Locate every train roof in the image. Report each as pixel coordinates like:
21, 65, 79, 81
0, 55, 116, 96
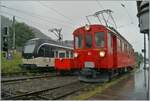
30, 38, 40, 40
73, 24, 133, 48
106, 26, 133, 48
37, 42, 73, 50
27, 38, 73, 50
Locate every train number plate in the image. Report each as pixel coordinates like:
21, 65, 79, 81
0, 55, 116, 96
84, 62, 94, 68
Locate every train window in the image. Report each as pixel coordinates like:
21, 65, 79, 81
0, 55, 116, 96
66, 51, 69, 58
75, 35, 82, 48
95, 32, 105, 47
49, 51, 54, 57
38, 45, 54, 57
129, 47, 131, 55
124, 44, 127, 52
25, 40, 36, 45
71, 52, 73, 58
120, 40, 122, 52
122, 42, 124, 52
45, 46, 49, 57
127, 45, 129, 53
24, 44, 35, 53
117, 38, 120, 51
108, 32, 112, 51
45, 46, 54, 57
59, 52, 66, 58
55, 51, 58, 58
38, 47, 45, 57
117, 38, 123, 52
86, 33, 92, 48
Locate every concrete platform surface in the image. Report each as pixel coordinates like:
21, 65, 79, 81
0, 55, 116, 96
88, 69, 148, 100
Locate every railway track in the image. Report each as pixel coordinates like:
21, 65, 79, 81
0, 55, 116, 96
1, 72, 58, 83
2, 70, 54, 77
2, 80, 88, 100
37, 81, 89, 100
2, 71, 28, 76
2, 69, 135, 100
1, 75, 81, 100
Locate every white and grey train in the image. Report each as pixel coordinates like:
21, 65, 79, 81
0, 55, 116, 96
22, 38, 73, 68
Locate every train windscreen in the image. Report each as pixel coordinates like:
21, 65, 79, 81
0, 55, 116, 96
75, 35, 82, 48
24, 44, 35, 53
95, 32, 105, 47
24, 40, 36, 53
85, 33, 92, 48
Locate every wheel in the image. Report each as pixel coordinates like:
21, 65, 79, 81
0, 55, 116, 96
108, 70, 113, 81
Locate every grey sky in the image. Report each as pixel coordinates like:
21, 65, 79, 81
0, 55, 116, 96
0, 1, 146, 53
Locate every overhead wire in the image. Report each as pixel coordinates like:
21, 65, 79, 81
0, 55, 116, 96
85, 0, 104, 25
1, 11, 50, 29
95, 0, 135, 46
0, 11, 59, 39
0, 4, 75, 40
95, 0, 105, 10
0, 4, 74, 28
95, 0, 118, 29
37, 1, 75, 25
120, 1, 134, 24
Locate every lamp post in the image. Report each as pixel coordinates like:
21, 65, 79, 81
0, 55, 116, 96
13, 16, 16, 51
137, 1, 149, 100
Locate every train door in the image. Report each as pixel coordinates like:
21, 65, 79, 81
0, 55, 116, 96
37, 45, 55, 67
49, 49, 55, 67
70, 51, 73, 58
112, 34, 117, 67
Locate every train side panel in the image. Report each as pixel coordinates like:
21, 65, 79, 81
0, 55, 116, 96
55, 58, 74, 71
22, 57, 55, 67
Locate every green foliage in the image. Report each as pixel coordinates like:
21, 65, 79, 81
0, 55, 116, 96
9, 22, 35, 48
134, 52, 143, 67
1, 51, 22, 73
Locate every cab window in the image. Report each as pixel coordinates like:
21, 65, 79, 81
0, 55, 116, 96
95, 32, 105, 47
75, 35, 82, 48
85, 33, 92, 48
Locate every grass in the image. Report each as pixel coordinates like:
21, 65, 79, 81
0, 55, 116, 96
1, 51, 23, 73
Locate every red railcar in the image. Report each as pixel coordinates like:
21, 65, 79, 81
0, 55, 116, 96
55, 49, 76, 74
73, 24, 135, 82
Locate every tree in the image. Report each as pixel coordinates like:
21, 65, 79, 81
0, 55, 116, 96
9, 22, 35, 48
134, 52, 144, 67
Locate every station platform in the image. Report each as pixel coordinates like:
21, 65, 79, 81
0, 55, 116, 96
88, 69, 148, 100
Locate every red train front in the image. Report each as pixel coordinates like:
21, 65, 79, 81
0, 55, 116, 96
73, 24, 135, 82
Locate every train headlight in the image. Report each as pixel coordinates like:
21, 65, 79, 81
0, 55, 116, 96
74, 52, 78, 58
99, 51, 105, 57
85, 24, 90, 31
60, 58, 63, 61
